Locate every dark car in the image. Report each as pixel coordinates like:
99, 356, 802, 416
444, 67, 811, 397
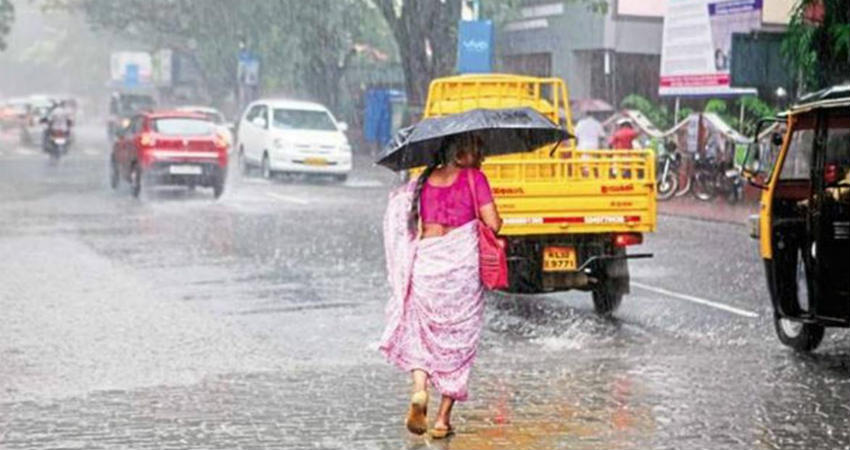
110, 111, 229, 199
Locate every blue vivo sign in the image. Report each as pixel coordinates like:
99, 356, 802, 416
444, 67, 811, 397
457, 20, 493, 74
124, 64, 139, 88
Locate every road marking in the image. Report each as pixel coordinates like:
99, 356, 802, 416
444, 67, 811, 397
15, 148, 35, 156
631, 281, 760, 319
265, 192, 310, 205
84, 148, 100, 156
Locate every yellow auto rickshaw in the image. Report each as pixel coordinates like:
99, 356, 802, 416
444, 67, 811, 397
744, 85, 850, 351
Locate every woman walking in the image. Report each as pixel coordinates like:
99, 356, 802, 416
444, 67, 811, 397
379, 135, 501, 438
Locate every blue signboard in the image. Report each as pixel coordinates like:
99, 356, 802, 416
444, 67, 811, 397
457, 20, 493, 74
124, 63, 139, 88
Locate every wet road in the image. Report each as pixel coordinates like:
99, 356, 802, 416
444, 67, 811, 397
2, 124, 850, 450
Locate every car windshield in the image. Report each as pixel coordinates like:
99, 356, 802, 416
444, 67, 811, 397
272, 108, 337, 131
153, 118, 214, 136
121, 96, 155, 113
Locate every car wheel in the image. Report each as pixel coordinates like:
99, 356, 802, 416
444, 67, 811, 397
261, 153, 271, 179
774, 248, 825, 352
333, 174, 348, 183
109, 157, 120, 189
212, 173, 225, 199
130, 163, 142, 198
238, 147, 249, 176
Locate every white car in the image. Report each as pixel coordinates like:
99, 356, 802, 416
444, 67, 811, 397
236, 99, 352, 181
176, 106, 234, 153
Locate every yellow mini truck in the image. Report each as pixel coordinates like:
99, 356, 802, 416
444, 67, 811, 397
744, 86, 850, 351
425, 74, 656, 315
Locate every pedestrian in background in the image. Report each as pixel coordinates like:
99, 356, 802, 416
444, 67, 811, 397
379, 134, 501, 439
575, 112, 605, 150
609, 118, 639, 150
575, 111, 604, 150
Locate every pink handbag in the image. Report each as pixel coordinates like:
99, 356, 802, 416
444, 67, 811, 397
468, 170, 508, 290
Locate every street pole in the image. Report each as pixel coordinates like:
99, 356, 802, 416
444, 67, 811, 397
674, 96, 681, 124
739, 101, 745, 130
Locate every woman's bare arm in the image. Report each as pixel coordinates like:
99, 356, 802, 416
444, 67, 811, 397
479, 202, 502, 233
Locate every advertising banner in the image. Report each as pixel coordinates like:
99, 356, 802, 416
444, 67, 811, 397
457, 20, 493, 74
659, 0, 761, 96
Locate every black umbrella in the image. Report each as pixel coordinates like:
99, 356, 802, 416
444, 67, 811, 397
376, 107, 572, 171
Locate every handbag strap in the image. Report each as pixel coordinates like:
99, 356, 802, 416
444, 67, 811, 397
466, 169, 481, 219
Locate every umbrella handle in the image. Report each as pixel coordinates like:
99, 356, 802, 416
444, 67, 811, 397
548, 139, 563, 157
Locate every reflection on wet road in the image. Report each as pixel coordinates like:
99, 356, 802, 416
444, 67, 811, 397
1, 127, 849, 449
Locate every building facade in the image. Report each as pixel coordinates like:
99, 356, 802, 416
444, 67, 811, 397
498, 0, 665, 105
496, 0, 795, 105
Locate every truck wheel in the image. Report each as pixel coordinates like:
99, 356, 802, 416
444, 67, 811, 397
592, 247, 628, 316
592, 284, 623, 316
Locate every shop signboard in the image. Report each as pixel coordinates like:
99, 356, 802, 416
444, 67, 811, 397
110, 52, 153, 85
457, 20, 493, 74
659, 0, 761, 96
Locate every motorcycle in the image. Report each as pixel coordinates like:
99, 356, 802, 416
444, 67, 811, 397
42, 118, 72, 161
692, 154, 744, 204
656, 142, 682, 201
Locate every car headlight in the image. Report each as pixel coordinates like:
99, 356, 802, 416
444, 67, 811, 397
339, 143, 352, 154
273, 138, 287, 150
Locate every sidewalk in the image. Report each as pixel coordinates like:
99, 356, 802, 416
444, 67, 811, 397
658, 196, 758, 225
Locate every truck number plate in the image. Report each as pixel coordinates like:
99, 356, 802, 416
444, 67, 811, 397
543, 246, 577, 272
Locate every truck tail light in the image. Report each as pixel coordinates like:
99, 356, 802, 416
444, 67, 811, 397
614, 233, 643, 247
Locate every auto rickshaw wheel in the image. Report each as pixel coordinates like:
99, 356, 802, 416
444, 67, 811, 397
773, 247, 824, 351
774, 314, 824, 352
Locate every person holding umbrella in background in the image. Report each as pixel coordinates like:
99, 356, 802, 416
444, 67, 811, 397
376, 107, 568, 439
609, 118, 639, 150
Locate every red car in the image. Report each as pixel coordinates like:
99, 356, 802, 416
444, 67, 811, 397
110, 111, 229, 198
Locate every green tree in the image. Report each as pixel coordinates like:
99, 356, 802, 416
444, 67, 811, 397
373, 0, 604, 116
0, 0, 13, 51
783, 0, 850, 91
71, 0, 391, 113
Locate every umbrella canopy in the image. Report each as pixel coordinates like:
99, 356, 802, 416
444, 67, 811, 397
376, 107, 570, 171
572, 98, 614, 114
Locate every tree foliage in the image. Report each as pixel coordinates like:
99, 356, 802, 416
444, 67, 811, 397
0, 0, 14, 51
620, 94, 691, 130
703, 96, 777, 134
783, 0, 850, 91
71, 0, 392, 114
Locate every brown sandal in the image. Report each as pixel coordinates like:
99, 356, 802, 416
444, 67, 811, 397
429, 424, 454, 439
405, 391, 428, 435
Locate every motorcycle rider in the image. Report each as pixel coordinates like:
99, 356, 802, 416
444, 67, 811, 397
42, 100, 74, 156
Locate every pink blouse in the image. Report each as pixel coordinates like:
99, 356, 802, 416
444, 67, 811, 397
420, 168, 494, 227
